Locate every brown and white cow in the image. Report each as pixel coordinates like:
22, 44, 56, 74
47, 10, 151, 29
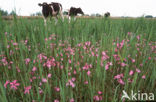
38, 2, 64, 25
68, 7, 84, 22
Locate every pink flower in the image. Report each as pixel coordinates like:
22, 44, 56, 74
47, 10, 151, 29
25, 58, 30, 65
32, 66, 37, 72
73, 70, 76, 74
142, 75, 146, 79
98, 91, 102, 95
68, 59, 71, 64
87, 71, 91, 76
114, 74, 124, 79
101, 51, 109, 61
94, 95, 100, 101
84, 81, 88, 85
42, 78, 47, 83
4, 80, 10, 88
45, 38, 48, 41
70, 82, 75, 88
39, 88, 43, 94
54, 99, 59, 102
70, 98, 74, 102
129, 70, 134, 76
136, 68, 141, 73
47, 73, 52, 78
131, 59, 135, 63
137, 35, 140, 40
13, 42, 18, 46
10, 80, 20, 90
66, 80, 75, 88
93, 95, 102, 101
72, 77, 76, 82
54, 87, 60, 92
105, 64, 109, 70
121, 63, 127, 67
24, 86, 32, 94
118, 79, 125, 85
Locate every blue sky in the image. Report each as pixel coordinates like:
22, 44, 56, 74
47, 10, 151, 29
0, 0, 155, 17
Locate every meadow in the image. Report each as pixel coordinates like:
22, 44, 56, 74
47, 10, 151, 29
0, 15, 155, 102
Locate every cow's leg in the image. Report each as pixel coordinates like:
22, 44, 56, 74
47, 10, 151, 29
60, 12, 64, 22
74, 17, 76, 21
55, 16, 58, 25
68, 16, 71, 23
59, 5, 64, 22
44, 18, 47, 26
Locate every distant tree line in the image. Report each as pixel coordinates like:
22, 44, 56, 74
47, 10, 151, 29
0, 8, 17, 16
30, 12, 42, 16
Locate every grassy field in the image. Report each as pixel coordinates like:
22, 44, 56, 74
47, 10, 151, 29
0, 15, 156, 102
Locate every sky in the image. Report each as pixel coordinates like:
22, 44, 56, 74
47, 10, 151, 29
0, 0, 156, 17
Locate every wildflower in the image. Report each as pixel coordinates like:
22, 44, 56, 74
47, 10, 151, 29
39, 87, 43, 94
87, 71, 91, 76
54, 87, 60, 92
13, 42, 18, 46
73, 70, 76, 74
131, 59, 135, 63
121, 63, 127, 67
72, 77, 76, 82
136, 68, 141, 73
16, 66, 21, 72
114, 74, 124, 79
105, 62, 112, 70
84, 81, 88, 85
25, 58, 30, 65
93, 95, 102, 101
98, 91, 102, 95
105, 64, 109, 70
54, 99, 59, 102
68, 59, 71, 64
142, 75, 146, 79
137, 35, 140, 40
70, 98, 74, 102
24, 86, 32, 94
129, 70, 134, 76
42, 78, 47, 83
101, 51, 109, 61
4, 80, 10, 88
47, 73, 52, 78
32, 66, 37, 72
10, 80, 20, 90
66, 80, 75, 88
118, 79, 125, 85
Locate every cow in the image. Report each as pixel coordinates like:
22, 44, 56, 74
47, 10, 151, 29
104, 12, 110, 18
68, 7, 84, 22
38, 2, 64, 25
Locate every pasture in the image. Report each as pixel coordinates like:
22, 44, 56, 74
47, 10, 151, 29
0, 16, 156, 102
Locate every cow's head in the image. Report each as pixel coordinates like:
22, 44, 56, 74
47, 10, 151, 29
77, 8, 84, 15
38, 2, 49, 7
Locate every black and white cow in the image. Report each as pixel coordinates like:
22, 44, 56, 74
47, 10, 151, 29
104, 12, 110, 18
68, 7, 84, 22
38, 2, 64, 25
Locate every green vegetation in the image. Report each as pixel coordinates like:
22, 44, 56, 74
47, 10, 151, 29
0, 16, 155, 102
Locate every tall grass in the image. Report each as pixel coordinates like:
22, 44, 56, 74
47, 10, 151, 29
0, 16, 156, 102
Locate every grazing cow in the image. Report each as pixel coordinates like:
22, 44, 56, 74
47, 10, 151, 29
68, 7, 84, 22
104, 12, 110, 18
38, 2, 64, 25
